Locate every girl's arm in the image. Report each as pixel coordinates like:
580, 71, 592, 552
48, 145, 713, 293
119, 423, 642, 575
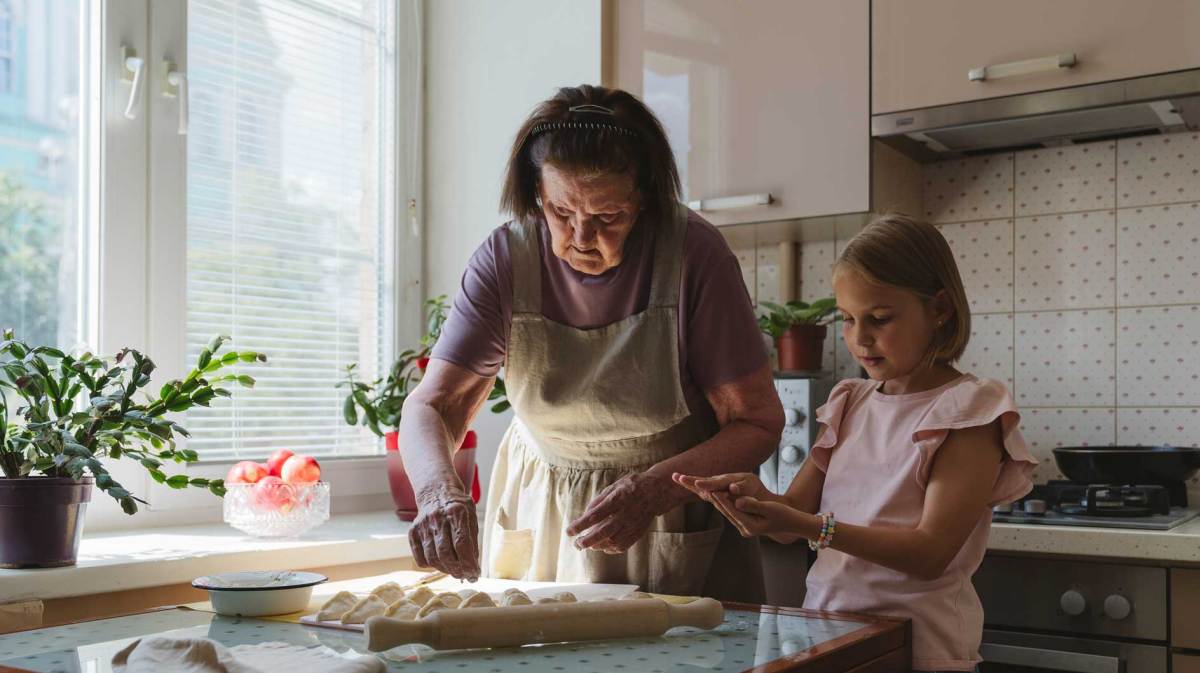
782, 421, 1004, 580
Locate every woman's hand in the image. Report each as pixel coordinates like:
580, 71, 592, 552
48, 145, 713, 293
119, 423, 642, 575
566, 472, 677, 554
673, 472, 813, 543
408, 483, 480, 581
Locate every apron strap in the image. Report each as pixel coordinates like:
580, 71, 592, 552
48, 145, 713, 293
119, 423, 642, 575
647, 204, 688, 309
507, 219, 542, 315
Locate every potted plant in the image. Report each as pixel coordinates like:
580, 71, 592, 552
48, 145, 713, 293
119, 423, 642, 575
340, 296, 508, 520
0, 332, 265, 568
757, 298, 839, 372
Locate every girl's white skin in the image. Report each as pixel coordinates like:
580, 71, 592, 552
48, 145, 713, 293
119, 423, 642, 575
674, 268, 1005, 581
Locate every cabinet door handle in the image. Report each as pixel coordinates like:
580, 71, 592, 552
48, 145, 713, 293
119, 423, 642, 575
687, 193, 773, 212
979, 643, 1121, 673
968, 53, 1077, 82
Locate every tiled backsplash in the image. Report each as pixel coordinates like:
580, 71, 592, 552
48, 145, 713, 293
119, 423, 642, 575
795, 129, 1200, 499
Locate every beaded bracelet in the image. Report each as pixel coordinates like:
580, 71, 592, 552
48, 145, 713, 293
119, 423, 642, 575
807, 512, 837, 551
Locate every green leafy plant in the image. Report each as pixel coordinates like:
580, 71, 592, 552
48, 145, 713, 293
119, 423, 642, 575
341, 295, 509, 437
0, 332, 266, 514
756, 298, 839, 339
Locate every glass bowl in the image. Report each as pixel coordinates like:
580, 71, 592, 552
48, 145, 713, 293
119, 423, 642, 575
223, 481, 330, 537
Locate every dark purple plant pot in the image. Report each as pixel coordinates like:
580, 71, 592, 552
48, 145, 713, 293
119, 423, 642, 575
0, 476, 93, 568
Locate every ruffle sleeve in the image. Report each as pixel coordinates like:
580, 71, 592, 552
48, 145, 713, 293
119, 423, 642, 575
810, 379, 868, 472
911, 377, 1037, 506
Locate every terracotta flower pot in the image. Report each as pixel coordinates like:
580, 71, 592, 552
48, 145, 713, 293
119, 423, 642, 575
775, 324, 828, 372
385, 431, 478, 521
0, 476, 93, 568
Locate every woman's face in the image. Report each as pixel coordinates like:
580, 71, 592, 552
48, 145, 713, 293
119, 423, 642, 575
538, 164, 642, 275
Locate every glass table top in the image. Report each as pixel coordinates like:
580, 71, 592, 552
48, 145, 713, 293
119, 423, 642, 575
0, 606, 869, 673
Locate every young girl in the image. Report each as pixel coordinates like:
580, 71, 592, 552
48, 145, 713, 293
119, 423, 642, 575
676, 215, 1036, 673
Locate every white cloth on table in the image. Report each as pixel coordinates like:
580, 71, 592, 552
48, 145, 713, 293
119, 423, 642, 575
112, 637, 384, 673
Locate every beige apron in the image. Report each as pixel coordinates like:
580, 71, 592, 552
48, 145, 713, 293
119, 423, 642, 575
481, 207, 764, 601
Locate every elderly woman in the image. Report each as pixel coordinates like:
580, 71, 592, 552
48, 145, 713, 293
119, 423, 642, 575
400, 85, 782, 601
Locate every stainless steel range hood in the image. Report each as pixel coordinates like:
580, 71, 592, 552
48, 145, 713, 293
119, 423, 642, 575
872, 68, 1200, 162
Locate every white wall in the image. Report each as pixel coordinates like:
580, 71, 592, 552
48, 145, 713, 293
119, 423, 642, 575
423, 0, 604, 496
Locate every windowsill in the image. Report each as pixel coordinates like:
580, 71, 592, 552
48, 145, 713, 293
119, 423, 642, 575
0, 510, 414, 603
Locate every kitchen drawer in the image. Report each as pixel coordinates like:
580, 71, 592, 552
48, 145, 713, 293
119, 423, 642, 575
872, 0, 1200, 114
1172, 568, 1200, 649
975, 556, 1167, 641
1176, 653, 1200, 673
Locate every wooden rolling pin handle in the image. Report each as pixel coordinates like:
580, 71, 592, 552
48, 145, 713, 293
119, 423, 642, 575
666, 597, 724, 630
364, 615, 433, 652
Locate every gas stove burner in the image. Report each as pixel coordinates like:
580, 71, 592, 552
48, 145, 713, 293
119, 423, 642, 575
1056, 484, 1171, 517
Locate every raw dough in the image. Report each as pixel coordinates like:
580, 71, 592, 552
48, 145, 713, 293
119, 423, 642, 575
621, 591, 652, 600
316, 591, 359, 622
370, 582, 405, 604
536, 597, 559, 604
416, 596, 456, 618
456, 589, 480, 601
501, 589, 532, 606
404, 586, 435, 606
554, 591, 578, 603
458, 592, 496, 609
431, 592, 462, 608
384, 600, 420, 620
342, 595, 389, 624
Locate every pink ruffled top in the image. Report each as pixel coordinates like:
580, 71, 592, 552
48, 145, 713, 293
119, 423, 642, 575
802, 374, 1036, 672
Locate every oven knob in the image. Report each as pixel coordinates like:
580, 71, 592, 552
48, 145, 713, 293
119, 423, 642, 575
1103, 594, 1131, 621
1059, 590, 1087, 616
780, 445, 805, 464
784, 408, 805, 426
1023, 499, 1047, 515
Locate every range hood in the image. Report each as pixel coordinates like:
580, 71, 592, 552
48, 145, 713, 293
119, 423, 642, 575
872, 68, 1200, 162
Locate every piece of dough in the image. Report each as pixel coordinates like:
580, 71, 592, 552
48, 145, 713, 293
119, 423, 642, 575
384, 599, 420, 620
458, 592, 496, 609
370, 582, 405, 604
416, 595, 456, 618
554, 591, 578, 603
501, 589, 532, 606
536, 597, 559, 604
431, 591, 462, 608
316, 591, 358, 622
404, 586, 435, 606
621, 591, 652, 600
341, 595, 389, 624
456, 589, 480, 601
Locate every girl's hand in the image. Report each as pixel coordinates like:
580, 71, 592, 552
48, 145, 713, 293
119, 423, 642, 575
671, 472, 772, 501
711, 492, 814, 540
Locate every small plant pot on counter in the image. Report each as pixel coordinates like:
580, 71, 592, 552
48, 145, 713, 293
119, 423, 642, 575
0, 476, 93, 568
775, 324, 828, 372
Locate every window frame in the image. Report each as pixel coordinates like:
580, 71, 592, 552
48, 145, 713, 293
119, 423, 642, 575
80, 0, 424, 531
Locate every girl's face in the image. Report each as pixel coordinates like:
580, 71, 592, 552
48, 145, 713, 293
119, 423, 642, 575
832, 267, 953, 383
539, 164, 642, 275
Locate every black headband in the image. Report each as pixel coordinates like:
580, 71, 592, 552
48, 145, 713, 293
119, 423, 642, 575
528, 104, 636, 139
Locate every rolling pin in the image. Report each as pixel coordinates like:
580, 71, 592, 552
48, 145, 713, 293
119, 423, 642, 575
364, 597, 724, 652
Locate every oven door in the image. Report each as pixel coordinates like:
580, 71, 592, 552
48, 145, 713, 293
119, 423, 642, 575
981, 629, 1167, 673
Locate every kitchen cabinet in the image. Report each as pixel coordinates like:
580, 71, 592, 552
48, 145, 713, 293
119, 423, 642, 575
873, 0, 1200, 114
1172, 568, 1200, 649
1177, 653, 1200, 673
608, 0, 871, 226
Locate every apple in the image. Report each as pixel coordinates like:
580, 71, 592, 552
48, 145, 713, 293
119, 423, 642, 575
280, 454, 321, 483
226, 460, 268, 484
265, 449, 295, 477
416, 357, 430, 371
252, 476, 297, 513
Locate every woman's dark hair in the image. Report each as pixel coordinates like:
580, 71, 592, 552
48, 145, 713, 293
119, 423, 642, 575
500, 85, 681, 224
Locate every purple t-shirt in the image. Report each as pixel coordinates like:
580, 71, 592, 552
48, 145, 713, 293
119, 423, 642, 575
432, 210, 767, 410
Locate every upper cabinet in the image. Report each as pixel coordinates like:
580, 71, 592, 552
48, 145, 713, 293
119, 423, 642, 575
873, 0, 1200, 114
609, 0, 870, 226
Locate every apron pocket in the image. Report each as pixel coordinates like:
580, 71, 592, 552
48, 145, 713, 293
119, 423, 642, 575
645, 519, 724, 597
488, 507, 534, 580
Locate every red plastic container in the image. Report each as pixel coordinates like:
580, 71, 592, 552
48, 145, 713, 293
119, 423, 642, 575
386, 430, 478, 521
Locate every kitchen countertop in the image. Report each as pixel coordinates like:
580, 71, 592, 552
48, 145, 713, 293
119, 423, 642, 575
0, 511, 413, 603
989, 518, 1200, 564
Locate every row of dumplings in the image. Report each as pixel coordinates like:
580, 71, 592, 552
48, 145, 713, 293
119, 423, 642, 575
316, 582, 622, 624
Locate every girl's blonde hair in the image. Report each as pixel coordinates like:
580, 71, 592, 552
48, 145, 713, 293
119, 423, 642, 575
834, 214, 971, 368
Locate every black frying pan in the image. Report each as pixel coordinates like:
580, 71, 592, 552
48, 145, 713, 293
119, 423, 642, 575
1053, 445, 1200, 484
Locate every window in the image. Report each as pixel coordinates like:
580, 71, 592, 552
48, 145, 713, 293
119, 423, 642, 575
0, 0, 91, 350
181, 0, 397, 461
